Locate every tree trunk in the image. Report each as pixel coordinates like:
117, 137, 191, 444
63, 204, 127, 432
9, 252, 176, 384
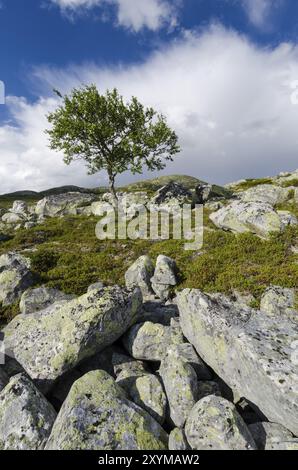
108, 174, 118, 207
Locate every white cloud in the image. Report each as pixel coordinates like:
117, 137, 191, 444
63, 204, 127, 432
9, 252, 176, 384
49, 0, 178, 32
2, 25, 298, 193
241, 0, 279, 28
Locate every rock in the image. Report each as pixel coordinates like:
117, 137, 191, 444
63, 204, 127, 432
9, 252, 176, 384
197, 381, 221, 401
185, 395, 257, 450
45, 370, 168, 450
194, 182, 232, 204
11, 201, 29, 216
260, 286, 297, 321
150, 182, 192, 206
209, 200, 297, 238
204, 200, 224, 211
87, 281, 104, 292
112, 352, 148, 378
0, 252, 35, 306
267, 440, 298, 450
0, 369, 8, 392
151, 255, 177, 301
91, 200, 115, 216
165, 343, 212, 380
3, 286, 142, 391
122, 321, 172, 362
278, 210, 298, 230
2, 212, 25, 224
138, 300, 179, 325
239, 184, 291, 206
19, 286, 74, 315
248, 422, 293, 450
295, 188, 298, 204
169, 428, 190, 451
159, 345, 199, 427
0, 374, 56, 450
117, 370, 167, 425
177, 289, 298, 435
35, 192, 95, 218
125, 256, 155, 297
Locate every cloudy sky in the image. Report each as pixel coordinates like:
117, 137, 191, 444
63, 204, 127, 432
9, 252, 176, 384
1, 0, 298, 193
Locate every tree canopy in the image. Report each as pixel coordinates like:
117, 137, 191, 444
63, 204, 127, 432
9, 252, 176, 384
46, 85, 180, 201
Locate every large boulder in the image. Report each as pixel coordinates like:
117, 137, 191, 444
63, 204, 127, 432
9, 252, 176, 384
248, 422, 293, 450
19, 286, 74, 315
0, 374, 56, 450
194, 182, 233, 204
260, 286, 297, 321
185, 395, 257, 450
150, 182, 192, 206
239, 184, 291, 206
35, 192, 95, 217
177, 289, 298, 435
45, 370, 168, 450
3, 286, 142, 391
151, 255, 178, 301
210, 200, 297, 238
159, 346, 199, 428
125, 256, 155, 297
0, 252, 35, 306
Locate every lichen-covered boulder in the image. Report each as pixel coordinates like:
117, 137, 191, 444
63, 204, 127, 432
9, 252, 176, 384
260, 286, 297, 321
2, 212, 25, 224
4, 286, 142, 391
185, 395, 257, 450
0, 374, 56, 450
177, 289, 298, 435
45, 370, 168, 450
0, 369, 8, 392
150, 182, 192, 206
125, 256, 155, 297
159, 345, 199, 427
117, 371, 167, 425
248, 422, 293, 450
169, 428, 190, 451
35, 192, 95, 217
0, 252, 35, 306
122, 321, 173, 362
19, 286, 74, 315
239, 184, 291, 206
151, 255, 177, 301
210, 200, 297, 238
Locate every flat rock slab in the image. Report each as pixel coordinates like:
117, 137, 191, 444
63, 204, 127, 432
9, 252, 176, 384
177, 289, 298, 435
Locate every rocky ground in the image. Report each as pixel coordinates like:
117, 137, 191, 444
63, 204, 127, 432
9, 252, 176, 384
0, 172, 298, 450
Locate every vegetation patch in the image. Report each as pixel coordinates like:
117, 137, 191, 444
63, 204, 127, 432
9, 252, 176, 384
1, 209, 298, 323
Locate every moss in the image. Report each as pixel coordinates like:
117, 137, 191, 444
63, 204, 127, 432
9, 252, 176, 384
233, 178, 274, 192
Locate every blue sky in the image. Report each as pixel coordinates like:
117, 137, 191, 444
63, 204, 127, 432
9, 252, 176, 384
1, 0, 298, 192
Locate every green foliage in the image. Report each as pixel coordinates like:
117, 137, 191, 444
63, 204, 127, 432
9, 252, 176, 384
281, 178, 298, 187
46, 85, 180, 196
